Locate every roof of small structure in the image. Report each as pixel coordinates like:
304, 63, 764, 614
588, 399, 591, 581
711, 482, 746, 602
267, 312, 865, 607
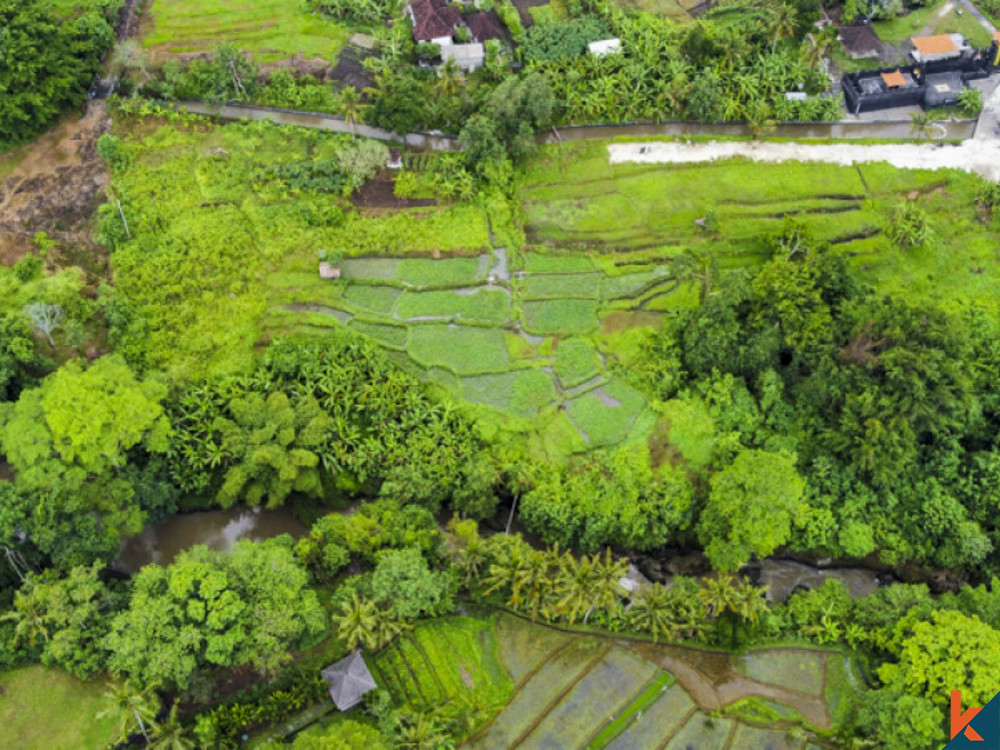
994, 30, 1000, 43
911, 34, 959, 55
321, 651, 377, 711
588, 38, 622, 56
837, 24, 883, 58
442, 42, 485, 66
409, 0, 461, 41
881, 69, 908, 88
466, 11, 506, 42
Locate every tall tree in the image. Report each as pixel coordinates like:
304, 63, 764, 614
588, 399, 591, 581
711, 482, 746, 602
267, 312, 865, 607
698, 450, 806, 571
97, 682, 161, 746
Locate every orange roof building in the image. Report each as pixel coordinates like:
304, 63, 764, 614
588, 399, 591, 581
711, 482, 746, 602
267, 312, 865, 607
881, 69, 908, 88
910, 34, 967, 63
912, 35, 958, 56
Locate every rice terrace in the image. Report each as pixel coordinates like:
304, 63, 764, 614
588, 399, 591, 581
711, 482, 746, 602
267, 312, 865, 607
4, 0, 1000, 748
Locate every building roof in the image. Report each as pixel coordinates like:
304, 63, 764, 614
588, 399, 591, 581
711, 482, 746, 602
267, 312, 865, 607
993, 30, 1000, 43
911, 34, 959, 56
409, 0, 461, 42
441, 42, 485, 70
881, 69, 907, 88
321, 651, 377, 711
465, 11, 506, 42
588, 38, 622, 56
838, 24, 883, 59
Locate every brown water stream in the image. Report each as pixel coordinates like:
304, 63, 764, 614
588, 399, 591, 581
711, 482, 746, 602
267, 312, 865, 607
114, 506, 308, 573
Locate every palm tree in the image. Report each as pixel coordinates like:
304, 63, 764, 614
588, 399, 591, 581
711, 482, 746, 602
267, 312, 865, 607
1, 584, 49, 646
97, 682, 160, 745
149, 704, 194, 750
628, 584, 678, 643
909, 111, 936, 141
339, 87, 364, 138
587, 548, 628, 621
334, 592, 380, 651
395, 709, 454, 749
437, 58, 464, 98
771, 5, 798, 53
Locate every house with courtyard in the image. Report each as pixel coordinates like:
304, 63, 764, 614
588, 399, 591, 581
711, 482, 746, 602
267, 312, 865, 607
408, 0, 508, 71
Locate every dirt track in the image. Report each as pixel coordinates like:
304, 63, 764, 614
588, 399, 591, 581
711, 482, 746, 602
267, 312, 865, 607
0, 102, 111, 275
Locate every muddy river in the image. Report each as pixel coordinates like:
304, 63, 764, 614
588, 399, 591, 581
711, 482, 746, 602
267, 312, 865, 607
114, 506, 308, 573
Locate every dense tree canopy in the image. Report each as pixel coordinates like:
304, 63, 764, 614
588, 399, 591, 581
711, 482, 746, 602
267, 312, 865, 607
0, 0, 120, 144
104, 537, 326, 693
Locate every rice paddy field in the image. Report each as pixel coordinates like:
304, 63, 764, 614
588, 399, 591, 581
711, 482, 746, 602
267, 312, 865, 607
114, 121, 1000, 460
376, 613, 855, 749
140, 0, 349, 63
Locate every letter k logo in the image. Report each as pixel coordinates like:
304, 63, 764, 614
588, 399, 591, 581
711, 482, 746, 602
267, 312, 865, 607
953, 690, 985, 742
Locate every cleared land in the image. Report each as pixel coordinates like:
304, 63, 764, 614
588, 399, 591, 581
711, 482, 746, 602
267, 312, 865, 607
141, 0, 349, 63
0, 666, 118, 750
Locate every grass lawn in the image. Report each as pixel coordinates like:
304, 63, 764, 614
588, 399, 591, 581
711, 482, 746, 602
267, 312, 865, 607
0, 666, 117, 750
142, 0, 349, 63
873, 0, 994, 47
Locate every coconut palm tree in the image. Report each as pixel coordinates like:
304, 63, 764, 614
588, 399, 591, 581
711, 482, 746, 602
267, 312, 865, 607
149, 704, 195, 750
97, 682, 160, 745
628, 584, 678, 643
437, 58, 464, 98
909, 111, 936, 141
339, 87, 364, 138
0, 584, 49, 646
334, 591, 380, 651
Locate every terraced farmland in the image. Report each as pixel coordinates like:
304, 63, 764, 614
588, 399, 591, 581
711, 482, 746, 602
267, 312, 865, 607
460, 613, 855, 750
266, 247, 676, 457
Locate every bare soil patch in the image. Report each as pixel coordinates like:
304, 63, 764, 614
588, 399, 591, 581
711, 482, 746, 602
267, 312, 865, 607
351, 173, 438, 210
0, 102, 111, 281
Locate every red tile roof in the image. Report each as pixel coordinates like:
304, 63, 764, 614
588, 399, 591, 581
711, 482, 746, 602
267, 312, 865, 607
409, 0, 461, 42
881, 69, 907, 88
911, 34, 958, 55
465, 11, 506, 43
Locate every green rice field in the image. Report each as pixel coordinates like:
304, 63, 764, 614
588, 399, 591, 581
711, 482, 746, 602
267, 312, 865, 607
377, 612, 857, 749
141, 0, 349, 63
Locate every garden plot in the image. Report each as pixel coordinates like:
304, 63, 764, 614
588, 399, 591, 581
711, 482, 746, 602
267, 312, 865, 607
372, 616, 513, 715
461, 370, 558, 418
493, 612, 573, 684
467, 639, 610, 748
736, 649, 826, 698
663, 713, 736, 749
517, 646, 660, 748
604, 683, 696, 750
